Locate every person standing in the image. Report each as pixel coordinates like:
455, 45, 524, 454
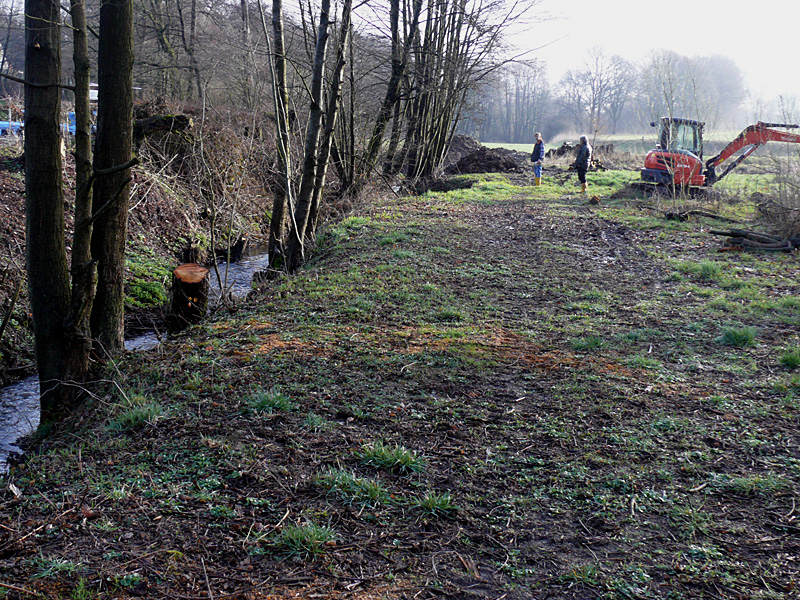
530, 132, 545, 186
574, 135, 592, 194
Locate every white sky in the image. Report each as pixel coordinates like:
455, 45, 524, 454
514, 0, 800, 107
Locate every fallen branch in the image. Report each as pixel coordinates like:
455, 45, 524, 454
665, 210, 740, 223
709, 229, 798, 252
710, 229, 784, 244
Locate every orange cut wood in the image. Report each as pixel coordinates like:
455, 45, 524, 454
173, 263, 209, 284
169, 263, 210, 330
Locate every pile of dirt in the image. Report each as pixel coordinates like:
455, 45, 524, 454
545, 141, 576, 158
443, 134, 484, 169
445, 145, 521, 174
546, 141, 615, 159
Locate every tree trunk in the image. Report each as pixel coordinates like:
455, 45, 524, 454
307, 0, 352, 239
64, 0, 96, 387
90, 0, 134, 357
168, 263, 209, 330
360, 0, 422, 183
284, 0, 331, 272
262, 0, 291, 269
24, 0, 71, 419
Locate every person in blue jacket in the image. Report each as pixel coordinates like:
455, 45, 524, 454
530, 132, 545, 186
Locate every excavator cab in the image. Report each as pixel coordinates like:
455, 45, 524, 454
655, 118, 704, 157
640, 117, 707, 187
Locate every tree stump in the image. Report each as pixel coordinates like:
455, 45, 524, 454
169, 263, 209, 331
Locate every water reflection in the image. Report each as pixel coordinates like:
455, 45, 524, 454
124, 332, 161, 352
208, 249, 270, 300
0, 376, 39, 475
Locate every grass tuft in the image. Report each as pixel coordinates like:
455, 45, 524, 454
710, 472, 787, 496
272, 522, 336, 559
356, 440, 426, 474
246, 388, 295, 414
717, 325, 757, 347
316, 467, 391, 507
571, 335, 605, 351
411, 490, 458, 517
107, 398, 166, 432
779, 347, 800, 370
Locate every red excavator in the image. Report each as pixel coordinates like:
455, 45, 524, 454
639, 117, 800, 190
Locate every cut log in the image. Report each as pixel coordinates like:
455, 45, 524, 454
741, 239, 793, 252
169, 263, 209, 330
709, 228, 798, 253
710, 229, 783, 243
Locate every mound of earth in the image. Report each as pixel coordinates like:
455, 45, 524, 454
445, 145, 521, 174
443, 134, 484, 168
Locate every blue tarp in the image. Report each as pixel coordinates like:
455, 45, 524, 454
0, 113, 91, 136
0, 120, 23, 135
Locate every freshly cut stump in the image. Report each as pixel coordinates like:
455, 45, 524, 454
169, 263, 209, 330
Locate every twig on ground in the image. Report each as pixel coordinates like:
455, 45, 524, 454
0, 581, 40, 597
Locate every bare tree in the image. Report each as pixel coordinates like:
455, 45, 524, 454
90, 0, 135, 356
602, 55, 633, 134
559, 68, 588, 132
559, 48, 633, 135
283, 0, 353, 271
634, 50, 745, 129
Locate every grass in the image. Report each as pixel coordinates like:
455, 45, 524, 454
779, 347, 800, 369
411, 490, 458, 517
106, 397, 166, 432
571, 334, 605, 350
245, 388, 295, 413
316, 467, 391, 507
710, 473, 788, 496
717, 325, 758, 347
271, 522, 337, 559
356, 440, 426, 474
30, 553, 83, 579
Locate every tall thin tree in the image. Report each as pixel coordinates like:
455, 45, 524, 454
24, 0, 71, 417
90, 0, 135, 357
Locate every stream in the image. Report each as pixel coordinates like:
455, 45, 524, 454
0, 251, 271, 475
208, 248, 271, 300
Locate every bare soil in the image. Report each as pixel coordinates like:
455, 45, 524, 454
0, 147, 799, 600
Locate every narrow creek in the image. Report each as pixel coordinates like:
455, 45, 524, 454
0, 251, 271, 475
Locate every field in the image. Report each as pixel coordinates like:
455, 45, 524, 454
1, 161, 799, 599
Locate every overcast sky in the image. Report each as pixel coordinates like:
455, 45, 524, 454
515, 0, 800, 107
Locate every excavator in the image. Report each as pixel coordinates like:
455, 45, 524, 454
638, 117, 800, 191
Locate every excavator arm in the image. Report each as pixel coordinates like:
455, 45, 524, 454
704, 122, 800, 185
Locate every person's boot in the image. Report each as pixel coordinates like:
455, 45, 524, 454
534, 177, 541, 186
581, 182, 587, 194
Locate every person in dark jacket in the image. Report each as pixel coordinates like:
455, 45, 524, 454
530, 132, 545, 186
574, 135, 592, 194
